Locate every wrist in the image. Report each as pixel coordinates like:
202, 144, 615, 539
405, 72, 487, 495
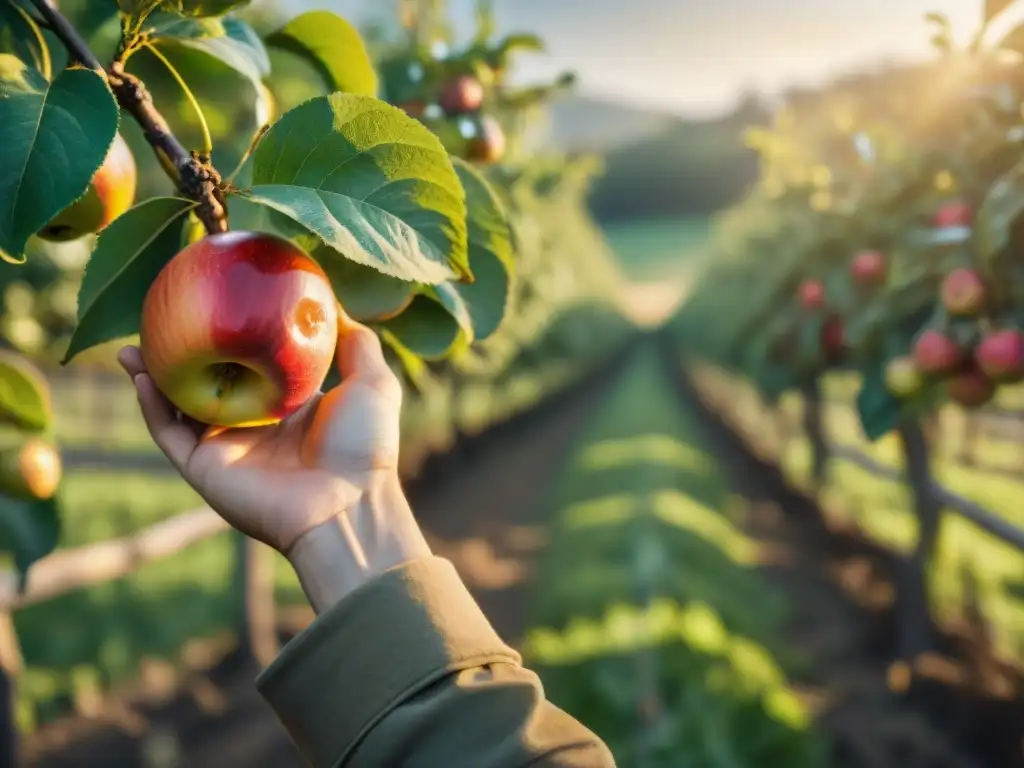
286, 474, 432, 614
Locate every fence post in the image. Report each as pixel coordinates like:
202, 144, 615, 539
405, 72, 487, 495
895, 419, 939, 659
236, 534, 279, 668
801, 379, 828, 490
0, 612, 23, 768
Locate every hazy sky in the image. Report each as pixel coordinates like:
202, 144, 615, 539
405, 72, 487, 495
280, 0, 994, 115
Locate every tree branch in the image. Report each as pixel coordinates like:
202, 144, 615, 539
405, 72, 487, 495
28, 0, 228, 235
0, 508, 228, 610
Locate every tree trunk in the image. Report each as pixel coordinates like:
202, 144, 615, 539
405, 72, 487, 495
801, 379, 828, 489
958, 414, 978, 467
235, 534, 278, 668
0, 669, 15, 768
0, 612, 22, 768
895, 419, 941, 659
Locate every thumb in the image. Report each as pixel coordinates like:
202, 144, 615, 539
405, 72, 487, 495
334, 308, 402, 401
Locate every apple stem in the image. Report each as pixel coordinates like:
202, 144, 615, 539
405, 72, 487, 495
28, 0, 228, 236
144, 43, 214, 157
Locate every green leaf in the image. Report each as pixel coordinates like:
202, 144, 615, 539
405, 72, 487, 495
496, 32, 545, 56
146, 12, 269, 87
0, 351, 51, 432
451, 158, 514, 340
328, 257, 416, 323
0, 494, 61, 587
0, 61, 119, 264
975, 157, 1024, 261
0, 3, 51, 80
995, 21, 1024, 55
166, 0, 250, 16
857, 361, 902, 441
63, 197, 198, 363
380, 329, 431, 390
379, 292, 467, 360
243, 93, 469, 284
267, 10, 378, 97
985, 0, 1015, 25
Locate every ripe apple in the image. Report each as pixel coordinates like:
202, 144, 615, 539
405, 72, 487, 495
885, 356, 924, 399
465, 115, 506, 164
940, 268, 986, 317
0, 436, 61, 502
976, 328, 1024, 382
799, 279, 825, 311
139, 231, 339, 428
438, 75, 485, 115
851, 250, 886, 287
945, 364, 996, 408
912, 328, 962, 376
820, 314, 845, 363
38, 132, 137, 242
932, 201, 973, 229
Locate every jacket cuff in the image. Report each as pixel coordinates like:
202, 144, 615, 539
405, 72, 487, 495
255, 556, 521, 767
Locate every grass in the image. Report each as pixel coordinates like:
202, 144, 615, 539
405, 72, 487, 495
11, 360, 600, 733
705, 367, 1024, 665
524, 343, 826, 767
603, 216, 711, 283
12, 469, 308, 731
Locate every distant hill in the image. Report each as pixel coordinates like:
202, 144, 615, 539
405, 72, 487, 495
527, 94, 682, 153
583, 94, 770, 223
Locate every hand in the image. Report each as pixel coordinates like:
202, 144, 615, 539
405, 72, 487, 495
118, 312, 432, 611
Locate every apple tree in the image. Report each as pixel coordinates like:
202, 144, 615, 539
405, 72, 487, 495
0, 0, 548, 581
671, 1, 1024, 658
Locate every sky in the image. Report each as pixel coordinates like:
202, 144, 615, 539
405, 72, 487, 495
278, 0, 998, 116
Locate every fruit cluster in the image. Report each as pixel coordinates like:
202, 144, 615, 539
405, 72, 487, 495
395, 70, 506, 165
886, 267, 1023, 408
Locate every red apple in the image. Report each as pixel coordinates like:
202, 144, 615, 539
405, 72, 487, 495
945, 364, 996, 408
941, 268, 986, 316
932, 201, 973, 229
885, 356, 924, 399
438, 75, 485, 115
976, 328, 1024, 382
139, 231, 339, 428
820, 314, 845, 363
912, 329, 962, 376
465, 115, 506, 164
799, 279, 825, 311
851, 250, 886, 287
39, 132, 137, 242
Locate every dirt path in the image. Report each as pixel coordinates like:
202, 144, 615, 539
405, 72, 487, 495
657, 341, 1024, 768
24, 351, 629, 768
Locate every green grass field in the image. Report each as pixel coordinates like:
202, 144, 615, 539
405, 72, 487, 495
603, 217, 711, 283
524, 344, 825, 767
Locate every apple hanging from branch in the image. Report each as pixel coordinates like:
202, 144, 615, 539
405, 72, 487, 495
139, 231, 339, 429
38, 133, 137, 242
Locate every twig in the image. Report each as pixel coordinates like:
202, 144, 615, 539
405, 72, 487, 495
28, 0, 228, 235
0, 508, 228, 611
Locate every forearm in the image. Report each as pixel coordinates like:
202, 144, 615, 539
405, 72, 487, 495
286, 473, 432, 613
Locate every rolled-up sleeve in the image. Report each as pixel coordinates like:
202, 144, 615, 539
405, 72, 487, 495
256, 556, 615, 768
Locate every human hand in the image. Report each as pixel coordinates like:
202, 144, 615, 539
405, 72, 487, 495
118, 312, 432, 611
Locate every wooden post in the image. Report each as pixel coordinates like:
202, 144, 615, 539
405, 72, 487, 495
0, 612, 24, 768
801, 379, 828, 489
895, 419, 940, 659
236, 534, 279, 668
